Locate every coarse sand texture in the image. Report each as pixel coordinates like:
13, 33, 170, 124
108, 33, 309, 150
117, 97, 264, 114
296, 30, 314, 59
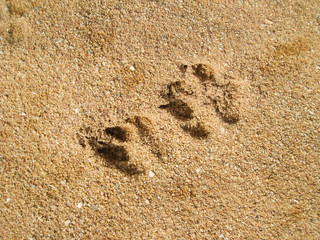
1, 0, 319, 239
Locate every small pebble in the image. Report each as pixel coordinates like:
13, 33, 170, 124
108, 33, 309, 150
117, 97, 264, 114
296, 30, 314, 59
196, 167, 201, 173
221, 127, 225, 134
129, 66, 135, 71
77, 202, 83, 209
65, 220, 70, 226
149, 171, 155, 178
264, 19, 274, 25
74, 108, 79, 113
21, 112, 26, 116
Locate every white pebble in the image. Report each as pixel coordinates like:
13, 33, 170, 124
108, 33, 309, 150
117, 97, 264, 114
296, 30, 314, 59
6, 198, 10, 203
149, 171, 155, 178
65, 220, 70, 226
129, 66, 135, 71
77, 202, 83, 209
74, 108, 79, 113
196, 167, 201, 173
221, 127, 225, 134
21, 112, 26, 116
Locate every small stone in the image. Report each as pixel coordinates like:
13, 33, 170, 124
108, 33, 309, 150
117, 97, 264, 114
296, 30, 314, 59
77, 202, 83, 209
65, 220, 70, 226
6, 198, 10, 203
21, 112, 26, 116
196, 167, 201, 173
264, 19, 274, 25
74, 108, 79, 113
129, 66, 135, 71
221, 127, 225, 134
149, 171, 155, 178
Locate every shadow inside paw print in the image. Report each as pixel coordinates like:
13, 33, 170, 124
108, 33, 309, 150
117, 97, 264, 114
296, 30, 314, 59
86, 134, 144, 176
159, 99, 194, 121
181, 121, 210, 139
105, 126, 132, 142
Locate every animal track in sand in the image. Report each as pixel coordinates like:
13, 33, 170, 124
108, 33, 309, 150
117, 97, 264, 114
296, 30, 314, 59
78, 63, 245, 175
192, 63, 242, 123
77, 125, 145, 176
78, 116, 167, 175
159, 62, 244, 137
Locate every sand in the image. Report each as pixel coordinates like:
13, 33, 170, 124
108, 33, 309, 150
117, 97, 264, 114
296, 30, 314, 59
0, 0, 319, 239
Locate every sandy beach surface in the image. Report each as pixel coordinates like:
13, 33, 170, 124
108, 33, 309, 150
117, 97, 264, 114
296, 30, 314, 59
1, 0, 319, 239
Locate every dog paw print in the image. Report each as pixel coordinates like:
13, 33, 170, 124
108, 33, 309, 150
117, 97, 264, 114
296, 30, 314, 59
160, 80, 211, 139
159, 62, 243, 138
77, 125, 145, 176
192, 63, 242, 123
77, 115, 168, 175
